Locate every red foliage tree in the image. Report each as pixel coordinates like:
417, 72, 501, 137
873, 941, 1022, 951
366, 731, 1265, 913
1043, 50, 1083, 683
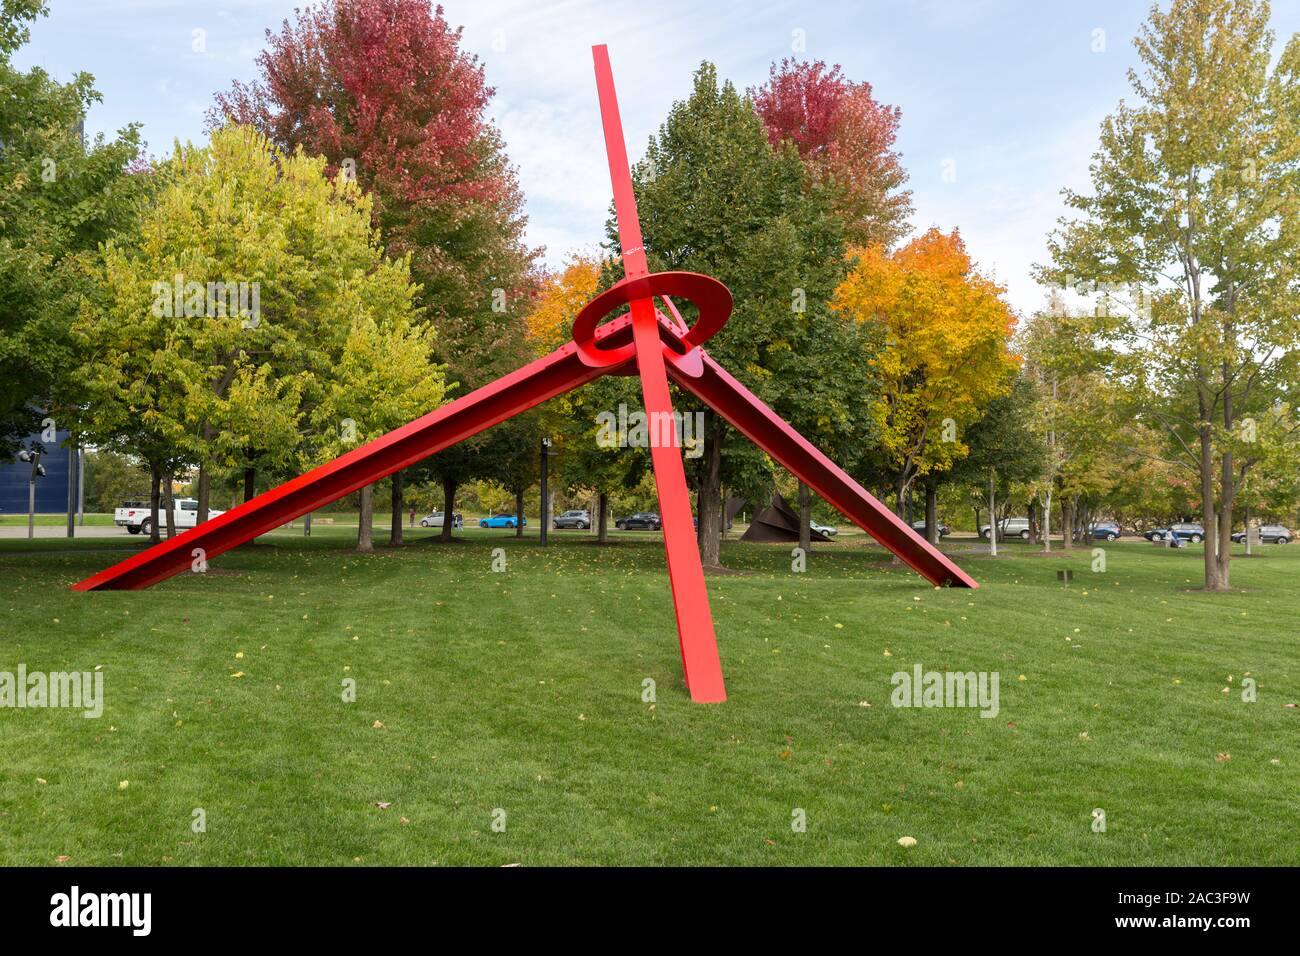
212, 0, 537, 362
212, 0, 541, 537
752, 59, 912, 248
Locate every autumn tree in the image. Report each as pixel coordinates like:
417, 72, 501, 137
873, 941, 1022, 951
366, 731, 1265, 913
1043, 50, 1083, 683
76, 124, 436, 542
1042, 0, 1300, 590
212, 0, 538, 535
752, 58, 912, 248
311, 280, 446, 551
833, 228, 1018, 536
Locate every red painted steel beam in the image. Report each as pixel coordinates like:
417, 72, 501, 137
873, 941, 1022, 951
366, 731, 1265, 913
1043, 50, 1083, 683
72, 322, 635, 592
665, 345, 978, 590
591, 44, 727, 703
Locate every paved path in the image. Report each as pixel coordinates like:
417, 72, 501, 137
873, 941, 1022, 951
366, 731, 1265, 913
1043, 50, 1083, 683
0, 525, 127, 539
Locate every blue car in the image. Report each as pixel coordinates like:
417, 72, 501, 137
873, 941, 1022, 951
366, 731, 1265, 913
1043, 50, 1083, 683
479, 514, 525, 529
1091, 522, 1122, 541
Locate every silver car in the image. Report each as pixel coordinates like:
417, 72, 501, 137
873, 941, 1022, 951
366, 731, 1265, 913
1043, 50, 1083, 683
419, 511, 463, 529
980, 517, 1031, 540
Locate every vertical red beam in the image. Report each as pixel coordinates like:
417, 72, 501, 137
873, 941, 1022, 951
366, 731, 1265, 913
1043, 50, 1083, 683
592, 45, 726, 703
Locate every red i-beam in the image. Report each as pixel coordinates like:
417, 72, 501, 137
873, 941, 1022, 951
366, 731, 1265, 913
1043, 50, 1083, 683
74, 46, 977, 704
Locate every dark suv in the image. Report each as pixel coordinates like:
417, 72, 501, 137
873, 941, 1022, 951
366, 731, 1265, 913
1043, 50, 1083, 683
616, 512, 661, 531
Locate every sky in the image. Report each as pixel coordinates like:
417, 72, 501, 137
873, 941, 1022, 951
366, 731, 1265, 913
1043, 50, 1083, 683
14, 0, 1300, 316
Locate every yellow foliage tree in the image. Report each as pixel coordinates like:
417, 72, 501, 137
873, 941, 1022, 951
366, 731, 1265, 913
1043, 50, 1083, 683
832, 228, 1018, 515
523, 255, 600, 355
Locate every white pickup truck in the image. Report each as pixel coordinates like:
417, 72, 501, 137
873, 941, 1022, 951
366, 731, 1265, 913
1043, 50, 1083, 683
114, 497, 225, 535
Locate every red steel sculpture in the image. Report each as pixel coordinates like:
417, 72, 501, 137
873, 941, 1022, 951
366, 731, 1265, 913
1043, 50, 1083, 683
74, 46, 978, 703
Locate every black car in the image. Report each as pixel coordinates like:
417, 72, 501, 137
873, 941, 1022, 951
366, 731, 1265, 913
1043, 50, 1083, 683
616, 512, 661, 531
909, 519, 950, 538
1231, 524, 1292, 544
553, 509, 591, 530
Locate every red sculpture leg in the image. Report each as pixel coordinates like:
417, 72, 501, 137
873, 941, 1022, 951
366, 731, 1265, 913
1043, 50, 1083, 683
72, 333, 623, 592
666, 347, 978, 590
593, 44, 727, 702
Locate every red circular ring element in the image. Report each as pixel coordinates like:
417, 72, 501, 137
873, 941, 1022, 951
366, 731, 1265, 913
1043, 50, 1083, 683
571, 271, 732, 368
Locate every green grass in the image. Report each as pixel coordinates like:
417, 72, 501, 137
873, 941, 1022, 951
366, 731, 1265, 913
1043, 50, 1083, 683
0, 527, 1296, 866
0, 513, 116, 527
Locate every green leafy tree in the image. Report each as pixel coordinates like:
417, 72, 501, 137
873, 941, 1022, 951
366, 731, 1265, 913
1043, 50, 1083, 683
1042, 0, 1300, 589
619, 62, 857, 567
0, 0, 145, 452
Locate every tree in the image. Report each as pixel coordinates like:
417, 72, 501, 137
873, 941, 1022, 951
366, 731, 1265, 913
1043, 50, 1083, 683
947, 376, 1048, 554
752, 58, 912, 248
0, 0, 145, 453
76, 124, 431, 542
1042, 0, 1300, 589
212, 0, 539, 536
624, 62, 854, 567
832, 228, 1019, 527
312, 275, 446, 551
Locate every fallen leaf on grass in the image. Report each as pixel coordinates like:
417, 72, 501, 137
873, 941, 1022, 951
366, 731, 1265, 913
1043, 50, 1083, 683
1215, 752, 1232, 762
897, 836, 918, 848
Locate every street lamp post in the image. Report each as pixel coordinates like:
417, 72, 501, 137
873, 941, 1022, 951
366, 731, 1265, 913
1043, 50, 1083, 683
17, 450, 46, 540
540, 437, 551, 546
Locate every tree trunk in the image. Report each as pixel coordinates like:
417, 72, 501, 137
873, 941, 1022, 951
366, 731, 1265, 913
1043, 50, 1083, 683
798, 480, 811, 556
698, 412, 724, 568
515, 489, 525, 538
1062, 499, 1074, 551
196, 464, 210, 525
598, 491, 609, 544
440, 476, 456, 542
987, 473, 998, 557
924, 481, 938, 545
390, 470, 404, 546
1198, 423, 1221, 589
148, 463, 162, 545
357, 483, 374, 552
303, 512, 312, 537
243, 466, 255, 503
1041, 489, 1053, 553
1028, 499, 1039, 544
163, 472, 176, 539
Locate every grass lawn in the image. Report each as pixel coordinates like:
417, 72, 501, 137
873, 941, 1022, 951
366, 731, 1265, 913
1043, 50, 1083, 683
0, 527, 1296, 866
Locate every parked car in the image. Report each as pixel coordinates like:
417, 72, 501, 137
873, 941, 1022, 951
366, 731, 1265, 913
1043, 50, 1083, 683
810, 519, 839, 537
616, 512, 661, 531
553, 509, 591, 529
1144, 523, 1205, 543
979, 517, 1030, 540
114, 497, 224, 536
1231, 524, 1292, 544
909, 519, 950, 538
419, 511, 462, 529
479, 514, 525, 529
1091, 522, 1122, 541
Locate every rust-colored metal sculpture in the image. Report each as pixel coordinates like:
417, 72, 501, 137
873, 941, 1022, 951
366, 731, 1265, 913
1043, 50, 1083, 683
74, 46, 977, 703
